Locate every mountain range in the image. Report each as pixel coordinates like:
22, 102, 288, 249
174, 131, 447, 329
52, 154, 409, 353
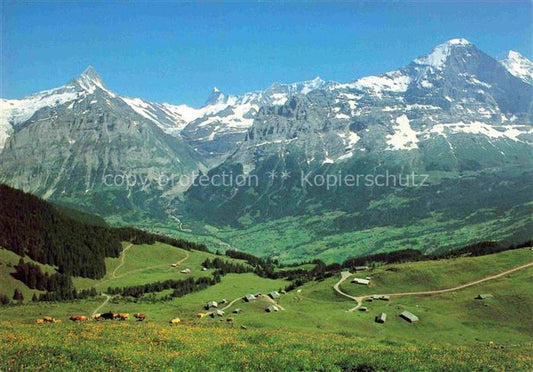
1, 38, 532, 262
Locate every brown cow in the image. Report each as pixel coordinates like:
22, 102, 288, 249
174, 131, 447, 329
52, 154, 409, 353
55, 320, 62, 324
133, 313, 146, 321
43, 316, 55, 323
69, 315, 88, 322
36, 319, 44, 324
196, 313, 205, 318
118, 313, 130, 321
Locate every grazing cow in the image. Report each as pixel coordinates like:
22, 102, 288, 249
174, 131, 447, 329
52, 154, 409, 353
36, 319, 44, 324
69, 315, 88, 322
100, 312, 116, 320
43, 316, 55, 323
118, 313, 130, 321
169, 318, 181, 325
196, 313, 205, 318
55, 320, 62, 324
226, 317, 234, 323
92, 313, 102, 321
133, 313, 146, 321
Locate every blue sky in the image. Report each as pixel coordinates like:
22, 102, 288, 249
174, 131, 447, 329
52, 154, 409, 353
2, 1, 532, 107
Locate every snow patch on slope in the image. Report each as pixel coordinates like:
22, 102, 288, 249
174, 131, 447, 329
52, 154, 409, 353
339, 70, 411, 96
121, 97, 160, 122
427, 122, 532, 142
0, 87, 80, 149
386, 115, 419, 150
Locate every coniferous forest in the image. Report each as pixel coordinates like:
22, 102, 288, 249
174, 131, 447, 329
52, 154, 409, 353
1, 183, 530, 304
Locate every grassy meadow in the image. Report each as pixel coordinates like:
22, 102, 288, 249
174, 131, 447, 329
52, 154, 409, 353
0, 244, 532, 371
1, 321, 531, 371
0, 249, 58, 300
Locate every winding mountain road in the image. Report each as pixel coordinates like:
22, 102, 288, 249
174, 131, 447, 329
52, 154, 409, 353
333, 261, 533, 312
167, 251, 190, 271
89, 248, 192, 314
93, 246, 190, 289
111, 243, 134, 278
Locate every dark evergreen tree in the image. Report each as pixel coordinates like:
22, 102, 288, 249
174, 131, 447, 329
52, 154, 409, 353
13, 289, 23, 302
0, 294, 9, 305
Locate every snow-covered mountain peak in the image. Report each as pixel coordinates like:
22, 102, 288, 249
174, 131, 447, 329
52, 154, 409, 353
71, 66, 114, 96
80, 66, 102, 82
266, 76, 329, 96
500, 50, 533, 84
300, 76, 326, 93
414, 38, 474, 69
445, 38, 472, 46
204, 87, 231, 106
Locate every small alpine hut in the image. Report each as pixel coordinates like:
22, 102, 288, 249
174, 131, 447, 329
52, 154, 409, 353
268, 291, 281, 300
181, 268, 191, 274
476, 294, 494, 300
233, 308, 243, 314
351, 278, 370, 285
206, 301, 218, 309
244, 294, 256, 302
400, 311, 419, 323
211, 309, 225, 318
375, 313, 387, 324
355, 266, 370, 272
266, 305, 279, 312
379, 295, 390, 301
358, 306, 368, 312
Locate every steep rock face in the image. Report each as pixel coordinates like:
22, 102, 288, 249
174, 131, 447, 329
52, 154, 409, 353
0, 68, 204, 219
179, 77, 334, 166
213, 39, 532, 173
184, 39, 533, 227
405, 40, 531, 117
117, 77, 333, 166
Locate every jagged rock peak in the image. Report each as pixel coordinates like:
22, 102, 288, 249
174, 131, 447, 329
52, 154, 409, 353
72, 66, 110, 93
500, 50, 533, 84
204, 86, 228, 106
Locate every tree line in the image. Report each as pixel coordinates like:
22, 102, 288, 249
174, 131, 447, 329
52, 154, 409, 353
0, 184, 214, 302
12, 258, 70, 292
201, 257, 253, 275
0, 184, 209, 282
105, 275, 221, 300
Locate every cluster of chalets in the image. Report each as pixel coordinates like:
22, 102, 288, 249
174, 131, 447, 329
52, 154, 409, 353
198, 290, 286, 328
